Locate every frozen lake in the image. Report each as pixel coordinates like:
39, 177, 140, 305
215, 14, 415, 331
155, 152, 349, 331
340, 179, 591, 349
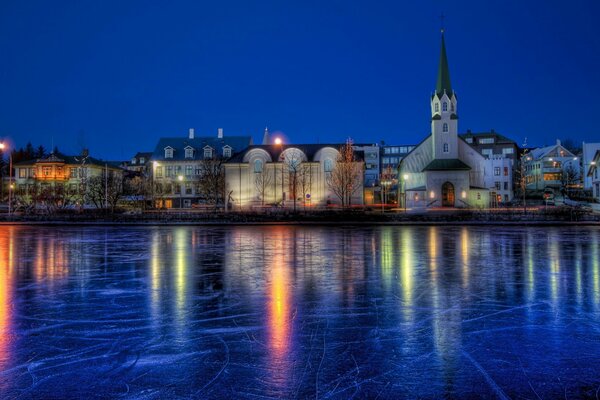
1, 225, 600, 399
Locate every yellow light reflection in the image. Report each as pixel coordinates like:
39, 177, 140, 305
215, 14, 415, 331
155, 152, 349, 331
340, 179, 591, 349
0, 227, 16, 374
400, 229, 414, 320
173, 228, 189, 338
150, 230, 161, 324
460, 227, 470, 289
548, 234, 560, 306
268, 230, 290, 358
380, 228, 393, 288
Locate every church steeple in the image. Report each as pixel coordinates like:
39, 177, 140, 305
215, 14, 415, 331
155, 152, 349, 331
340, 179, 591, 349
435, 31, 453, 99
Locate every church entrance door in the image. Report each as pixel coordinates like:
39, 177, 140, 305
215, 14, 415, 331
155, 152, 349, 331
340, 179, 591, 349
442, 182, 455, 207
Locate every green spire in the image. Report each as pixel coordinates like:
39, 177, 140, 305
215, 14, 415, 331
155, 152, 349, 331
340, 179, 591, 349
435, 31, 453, 98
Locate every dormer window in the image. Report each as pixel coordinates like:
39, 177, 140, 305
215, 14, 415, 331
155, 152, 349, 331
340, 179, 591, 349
442, 102, 448, 112
223, 146, 232, 158
434, 103, 439, 112
165, 147, 174, 159
139, 157, 145, 164
131, 158, 137, 165
443, 143, 449, 153
443, 123, 448, 133
184, 146, 194, 159
203, 146, 213, 159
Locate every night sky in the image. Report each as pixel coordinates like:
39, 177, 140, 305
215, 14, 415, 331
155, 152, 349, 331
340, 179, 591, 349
1, 0, 599, 160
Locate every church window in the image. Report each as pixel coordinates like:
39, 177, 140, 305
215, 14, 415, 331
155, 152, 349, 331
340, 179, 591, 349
435, 103, 439, 112
443, 102, 448, 111
254, 159, 263, 173
443, 143, 449, 153
443, 123, 448, 133
451, 103, 454, 112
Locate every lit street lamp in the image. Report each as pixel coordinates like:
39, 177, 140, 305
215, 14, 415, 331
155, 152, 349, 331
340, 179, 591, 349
178, 175, 184, 208
0, 142, 12, 215
274, 138, 283, 206
403, 174, 409, 212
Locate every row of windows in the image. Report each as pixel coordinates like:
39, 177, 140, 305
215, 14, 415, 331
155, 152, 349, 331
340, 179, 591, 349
130, 157, 146, 165
494, 181, 510, 190
17, 167, 89, 179
252, 159, 334, 173
164, 146, 232, 159
493, 167, 510, 176
383, 146, 415, 155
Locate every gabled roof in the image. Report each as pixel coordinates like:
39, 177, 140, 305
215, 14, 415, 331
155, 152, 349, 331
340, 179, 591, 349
529, 143, 575, 160
14, 152, 120, 169
152, 135, 252, 161
422, 158, 471, 172
460, 131, 518, 145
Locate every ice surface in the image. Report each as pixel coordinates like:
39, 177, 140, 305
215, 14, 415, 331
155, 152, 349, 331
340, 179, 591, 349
0, 225, 599, 399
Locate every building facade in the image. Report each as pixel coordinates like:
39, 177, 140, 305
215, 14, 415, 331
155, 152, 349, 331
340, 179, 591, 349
151, 128, 252, 208
224, 143, 364, 209
582, 142, 600, 191
398, 31, 489, 209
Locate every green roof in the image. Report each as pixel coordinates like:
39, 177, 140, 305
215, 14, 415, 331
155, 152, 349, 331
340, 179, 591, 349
422, 158, 471, 172
435, 33, 453, 99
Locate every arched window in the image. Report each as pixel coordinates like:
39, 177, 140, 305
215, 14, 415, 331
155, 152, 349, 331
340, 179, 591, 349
451, 103, 454, 112
442, 102, 448, 111
434, 103, 439, 112
254, 159, 263, 173
324, 158, 333, 172
443, 123, 448, 133
443, 143, 449, 153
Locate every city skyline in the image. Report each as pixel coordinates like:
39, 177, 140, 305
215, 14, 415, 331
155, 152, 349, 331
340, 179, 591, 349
1, 1, 599, 160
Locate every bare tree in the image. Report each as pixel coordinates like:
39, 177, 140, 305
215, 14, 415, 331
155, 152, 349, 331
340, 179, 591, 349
326, 139, 363, 207
298, 164, 312, 210
198, 157, 226, 210
284, 149, 305, 212
562, 163, 580, 198
87, 174, 123, 212
254, 169, 272, 206
124, 175, 151, 210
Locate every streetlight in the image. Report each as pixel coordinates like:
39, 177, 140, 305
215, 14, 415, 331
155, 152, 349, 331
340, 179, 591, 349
274, 137, 283, 207
0, 142, 12, 215
403, 174, 409, 212
177, 175, 184, 209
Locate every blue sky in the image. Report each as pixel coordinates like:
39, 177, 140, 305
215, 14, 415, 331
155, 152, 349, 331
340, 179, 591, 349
1, 0, 599, 159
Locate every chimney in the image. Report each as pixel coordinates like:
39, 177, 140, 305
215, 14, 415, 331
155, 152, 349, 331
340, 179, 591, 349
189, 128, 195, 139
82, 148, 89, 158
557, 139, 561, 146
217, 128, 223, 139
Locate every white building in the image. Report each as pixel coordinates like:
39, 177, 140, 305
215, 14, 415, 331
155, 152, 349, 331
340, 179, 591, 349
224, 144, 364, 209
399, 31, 489, 209
523, 140, 579, 193
582, 142, 600, 191
587, 150, 600, 202
484, 156, 514, 204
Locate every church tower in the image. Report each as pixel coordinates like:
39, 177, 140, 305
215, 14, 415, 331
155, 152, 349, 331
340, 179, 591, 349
431, 30, 458, 159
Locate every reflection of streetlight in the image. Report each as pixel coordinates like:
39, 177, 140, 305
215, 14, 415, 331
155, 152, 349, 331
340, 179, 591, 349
152, 161, 159, 209
403, 174, 409, 212
178, 175, 184, 208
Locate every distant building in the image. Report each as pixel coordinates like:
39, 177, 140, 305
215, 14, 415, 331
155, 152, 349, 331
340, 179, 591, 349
353, 143, 380, 204
523, 139, 579, 192
460, 130, 519, 159
150, 128, 252, 208
123, 152, 152, 174
582, 142, 600, 191
13, 151, 123, 206
399, 31, 489, 209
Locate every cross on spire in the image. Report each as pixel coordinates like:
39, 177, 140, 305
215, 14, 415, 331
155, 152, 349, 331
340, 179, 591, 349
440, 12, 445, 33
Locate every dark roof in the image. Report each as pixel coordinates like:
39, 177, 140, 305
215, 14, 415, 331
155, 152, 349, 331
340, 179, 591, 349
422, 158, 471, 172
435, 32, 454, 99
460, 131, 518, 145
152, 135, 253, 161
470, 186, 488, 190
406, 186, 426, 192
14, 152, 120, 169
227, 143, 366, 163
134, 152, 152, 160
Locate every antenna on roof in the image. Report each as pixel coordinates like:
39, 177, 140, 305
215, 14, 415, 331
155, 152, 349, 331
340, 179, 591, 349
440, 12, 445, 33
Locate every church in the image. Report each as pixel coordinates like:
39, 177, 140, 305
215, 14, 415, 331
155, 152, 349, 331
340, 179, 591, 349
399, 31, 489, 208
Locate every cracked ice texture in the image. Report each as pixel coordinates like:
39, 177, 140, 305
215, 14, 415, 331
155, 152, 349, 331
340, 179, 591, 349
0, 225, 600, 399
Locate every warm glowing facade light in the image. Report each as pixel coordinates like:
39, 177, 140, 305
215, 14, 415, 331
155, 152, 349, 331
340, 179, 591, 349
177, 175, 184, 181
461, 191, 467, 199
430, 191, 435, 199
274, 137, 282, 145
403, 174, 409, 180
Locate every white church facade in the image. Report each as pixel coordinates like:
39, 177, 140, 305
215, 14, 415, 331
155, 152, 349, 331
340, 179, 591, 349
399, 32, 489, 209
